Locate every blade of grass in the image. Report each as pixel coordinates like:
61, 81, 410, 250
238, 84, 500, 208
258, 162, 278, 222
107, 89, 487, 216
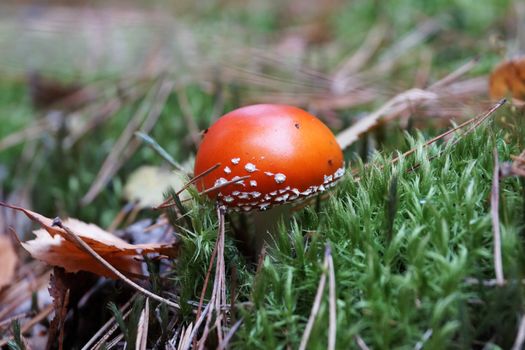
134, 131, 186, 173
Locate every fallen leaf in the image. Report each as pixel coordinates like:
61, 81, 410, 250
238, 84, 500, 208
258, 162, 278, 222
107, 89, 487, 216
0, 202, 177, 279
123, 165, 190, 209
489, 57, 525, 101
0, 234, 17, 290
27, 72, 87, 110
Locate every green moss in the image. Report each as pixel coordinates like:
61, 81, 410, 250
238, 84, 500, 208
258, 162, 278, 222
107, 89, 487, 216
174, 114, 525, 349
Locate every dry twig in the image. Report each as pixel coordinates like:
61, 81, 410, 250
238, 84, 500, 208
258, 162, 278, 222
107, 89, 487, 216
197, 205, 228, 349
327, 245, 337, 350
81, 296, 136, 350
136, 298, 150, 350
299, 244, 331, 350
355, 335, 371, 350
0, 304, 53, 347
82, 79, 174, 205
512, 314, 525, 350
491, 148, 505, 286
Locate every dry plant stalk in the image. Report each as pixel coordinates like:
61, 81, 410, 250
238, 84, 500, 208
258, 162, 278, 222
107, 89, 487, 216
491, 148, 505, 286
177, 304, 210, 350
0, 304, 54, 347
336, 56, 484, 151
0, 266, 50, 321
299, 244, 334, 350
197, 206, 228, 349
512, 314, 525, 350
327, 246, 336, 350
81, 296, 136, 350
136, 298, 150, 350
82, 79, 175, 205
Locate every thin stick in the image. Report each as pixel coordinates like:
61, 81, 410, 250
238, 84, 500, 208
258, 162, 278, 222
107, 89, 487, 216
0, 304, 53, 347
81, 296, 136, 350
0, 313, 30, 330
428, 56, 479, 90
200, 176, 251, 196
195, 233, 219, 324
299, 246, 329, 350
336, 88, 437, 150
51, 218, 180, 309
136, 298, 150, 350
176, 175, 251, 205
351, 99, 506, 181
175, 324, 193, 350
327, 245, 337, 350
155, 163, 221, 209
176, 88, 203, 149
331, 23, 387, 93
512, 314, 525, 350
91, 309, 132, 350
107, 202, 136, 232
355, 335, 371, 350
178, 303, 210, 350
336, 59, 495, 152
82, 79, 174, 205
491, 148, 505, 286
197, 206, 227, 349
218, 319, 243, 350
414, 329, 433, 350
392, 99, 506, 164
105, 333, 124, 349
0, 119, 49, 152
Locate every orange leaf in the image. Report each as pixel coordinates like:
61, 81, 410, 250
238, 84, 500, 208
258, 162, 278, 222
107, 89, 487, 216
0, 202, 177, 279
489, 57, 525, 102
0, 235, 17, 290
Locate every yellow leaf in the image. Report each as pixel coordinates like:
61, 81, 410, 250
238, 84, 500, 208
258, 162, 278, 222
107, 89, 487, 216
123, 165, 190, 208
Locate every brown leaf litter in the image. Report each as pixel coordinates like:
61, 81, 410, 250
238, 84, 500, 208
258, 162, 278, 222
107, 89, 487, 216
0, 202, 177, 279
489, 56, 525, 104
0, 235, 17, 290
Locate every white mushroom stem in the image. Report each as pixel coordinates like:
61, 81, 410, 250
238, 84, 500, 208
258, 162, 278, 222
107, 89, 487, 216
250, 204, 292, 251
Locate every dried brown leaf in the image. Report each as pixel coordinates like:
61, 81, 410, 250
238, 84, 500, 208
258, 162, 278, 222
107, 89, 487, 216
489, 57, 525, 101
0, 235, 17, 290
0, 202, 177, 279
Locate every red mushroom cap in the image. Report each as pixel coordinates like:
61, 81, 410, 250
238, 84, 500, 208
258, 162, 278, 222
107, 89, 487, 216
194, 104, 345, 211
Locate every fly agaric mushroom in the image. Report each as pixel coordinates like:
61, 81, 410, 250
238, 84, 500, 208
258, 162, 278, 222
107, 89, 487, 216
194, 104, 344, 211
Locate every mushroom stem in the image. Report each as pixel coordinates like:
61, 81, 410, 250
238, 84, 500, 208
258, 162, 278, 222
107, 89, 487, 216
250, 205, 292, 251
